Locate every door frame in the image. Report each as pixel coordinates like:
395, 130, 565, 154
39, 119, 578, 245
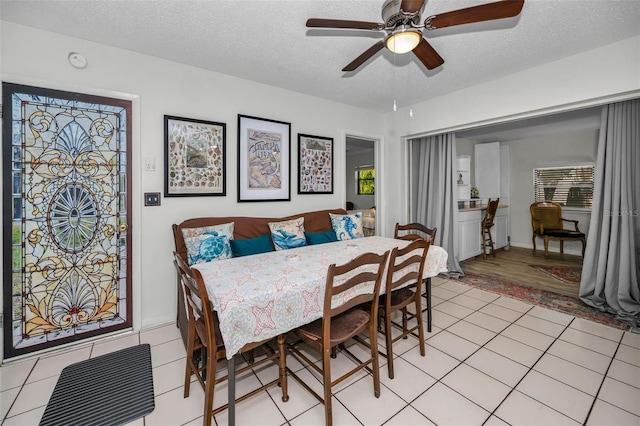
343, 130, 382, 235
0, 77, 142, 362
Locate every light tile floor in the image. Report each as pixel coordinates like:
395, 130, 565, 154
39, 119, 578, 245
2, 277, 639, 426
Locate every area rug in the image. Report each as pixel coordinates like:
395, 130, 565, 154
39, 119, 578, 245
529, 264, 582, 284
455, 273, 630, 331
40, 344, 155, 426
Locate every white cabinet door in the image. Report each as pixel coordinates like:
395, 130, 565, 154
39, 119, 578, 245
492, 209, 509, 249
475, 142, 501, 200
458, 211, 482, 261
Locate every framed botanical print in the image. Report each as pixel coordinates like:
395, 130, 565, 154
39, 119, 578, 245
298, 133, 333, 194
237, 114, 291, 202
164, 115, 226, 197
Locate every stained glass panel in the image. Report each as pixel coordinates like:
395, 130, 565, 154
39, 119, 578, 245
2, 83, 132, 358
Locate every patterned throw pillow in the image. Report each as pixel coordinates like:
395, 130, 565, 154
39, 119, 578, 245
268, 217, 307, 251
329, 212, 364, 240
182, 222, 234, 265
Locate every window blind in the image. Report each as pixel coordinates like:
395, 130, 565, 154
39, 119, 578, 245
533, 165, 594, 209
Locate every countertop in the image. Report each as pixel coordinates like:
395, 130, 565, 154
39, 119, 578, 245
459, 203, 508, 212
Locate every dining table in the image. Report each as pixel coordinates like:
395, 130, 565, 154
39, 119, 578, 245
192, 235, 448, 425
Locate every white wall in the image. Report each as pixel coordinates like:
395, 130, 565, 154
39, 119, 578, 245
0, 22, 385, 337
383, 36, 640, 238
503, 129, 598, 254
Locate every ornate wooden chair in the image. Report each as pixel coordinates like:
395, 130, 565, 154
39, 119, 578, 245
378, 239, 429, 379
174, 252, 288, 426
287, 251, 389, 426
393, 222, 437, 331
530, 201, 586, 258
481, 198, 500, 259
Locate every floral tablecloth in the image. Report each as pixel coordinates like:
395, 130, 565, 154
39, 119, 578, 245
192, 236, 448, 358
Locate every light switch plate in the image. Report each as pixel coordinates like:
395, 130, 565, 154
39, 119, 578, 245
144, 192, 161, 206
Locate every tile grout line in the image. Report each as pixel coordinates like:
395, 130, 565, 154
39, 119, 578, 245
581, 332, 632, 424
483, 315, 579, 425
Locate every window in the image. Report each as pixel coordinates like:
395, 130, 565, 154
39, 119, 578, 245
533, 165, 594, 209
357, 168, 375, 195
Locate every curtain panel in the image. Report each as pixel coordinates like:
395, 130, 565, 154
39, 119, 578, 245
410, 133, 463, 275
579, 99, 640, 329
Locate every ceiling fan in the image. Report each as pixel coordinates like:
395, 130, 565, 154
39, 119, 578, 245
306, 0, 525, 72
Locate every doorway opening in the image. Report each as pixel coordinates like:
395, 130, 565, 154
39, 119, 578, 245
346, 136, 377, 236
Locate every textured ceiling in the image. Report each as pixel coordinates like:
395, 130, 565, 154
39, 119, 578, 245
1, 0, 639, 113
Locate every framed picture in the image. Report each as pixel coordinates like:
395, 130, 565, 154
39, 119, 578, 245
298, 133, 333, 194
164, 115, 226, 197
237, 114, 291, 202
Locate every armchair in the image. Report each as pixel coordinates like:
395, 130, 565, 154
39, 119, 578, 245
530, 201, 586, 259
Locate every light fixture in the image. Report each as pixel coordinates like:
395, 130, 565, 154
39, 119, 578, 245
385, 26, 421, 54
68, 52, 88, 69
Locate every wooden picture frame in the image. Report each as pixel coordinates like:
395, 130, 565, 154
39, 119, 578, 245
298, 133, 333, 194
237, 114, 291, 202
164, 115, 226, 197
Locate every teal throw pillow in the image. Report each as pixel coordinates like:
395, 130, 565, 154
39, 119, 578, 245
305, 230, 338, 245
230, 234, 274, 257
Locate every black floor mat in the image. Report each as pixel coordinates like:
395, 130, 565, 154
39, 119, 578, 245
40, 343, 155, 426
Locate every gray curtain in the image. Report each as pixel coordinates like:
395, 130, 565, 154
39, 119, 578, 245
410, 133, 463, 275
579, 99, 640, 329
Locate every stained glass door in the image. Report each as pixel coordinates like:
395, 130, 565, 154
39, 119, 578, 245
2, 83, 132, 359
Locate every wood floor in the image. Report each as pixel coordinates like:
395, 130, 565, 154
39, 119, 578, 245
459, 246, 583, 297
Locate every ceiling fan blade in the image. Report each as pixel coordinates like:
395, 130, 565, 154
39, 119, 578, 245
400, 0, 426, 14
427, 0, 524, 29
342, 41, 385, 72
412, 38, 445, 70
306, 18, 383, 30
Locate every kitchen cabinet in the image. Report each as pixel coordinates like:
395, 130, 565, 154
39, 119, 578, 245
492, 208, 509, 249
458, 205, 509, 261
458, 210, 482, 261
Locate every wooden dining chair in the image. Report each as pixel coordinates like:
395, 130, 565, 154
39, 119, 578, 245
287, 251, 389, 426
394, 222, 437, 245
378, 239, 429, 379
481, 198, 500, 259
393, 222, 437, 331
174, 252, 288, 426
530, 201, 586, 258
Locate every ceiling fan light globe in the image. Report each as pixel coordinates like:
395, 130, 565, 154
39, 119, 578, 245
385, 29, 421, 54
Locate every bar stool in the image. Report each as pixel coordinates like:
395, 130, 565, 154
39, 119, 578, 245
481, 198, 500, 259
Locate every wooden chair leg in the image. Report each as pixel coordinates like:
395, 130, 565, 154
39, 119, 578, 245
322, 347, 333, 426
560, 240, 564, 254
277, 334, 289, 402
532, 236, 537, 254
544, 237, 550, 259
384, 310, 394, 379
415, 297, 426, 356
203, 352, 217, 426
425, 278, 432, 333
369, 318, 380, 398
184, 324, 197, 398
